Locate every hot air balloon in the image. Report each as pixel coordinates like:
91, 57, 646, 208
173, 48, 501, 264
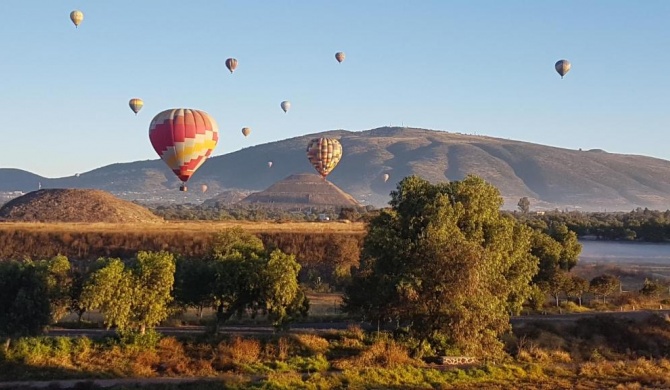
201, 184, 208, 193
242, 127, 251, 137
281, 101, 291, 113
555, 59, 571, 79
149, 108, 219, 192
335, 52, 345, 63
383, 173, 390, 183
306, 138, 342, 179
70, 10, 83, 28
129, 98, 144, 115
225, 58, 238, 73
268, 161, 273, 168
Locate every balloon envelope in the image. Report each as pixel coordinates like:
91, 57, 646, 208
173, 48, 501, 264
268, 161, 273, 168
129, 98, 144, 114
383, 173, 390, 182
335, 52, 345, 63
281, 101, 291, 113
306, 138, 343, 178
149, 108, 219, 189
201, 184, 208, 193
555, 59, 571, 78
241, 127, 251, 137
225, 58, 238, 73
70, 10, 83, 27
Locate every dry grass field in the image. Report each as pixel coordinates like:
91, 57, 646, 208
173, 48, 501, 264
0, 220, 367, 234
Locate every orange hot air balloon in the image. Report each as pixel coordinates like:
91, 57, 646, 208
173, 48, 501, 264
149, 108, 219, 191
129, 98, 144, 115
201, 184, 208, 193
335, 52, 345, 63
306, 137, 343, 179
241, 127, 251, 137
70, 10, 83, 28
226, 58, 238, 73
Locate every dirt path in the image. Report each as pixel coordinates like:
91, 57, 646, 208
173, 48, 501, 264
0, 376, 221, 389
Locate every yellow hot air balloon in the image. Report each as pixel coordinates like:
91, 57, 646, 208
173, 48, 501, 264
281, 101, 291, 113
226, 58, 238, 73
335, 52, 345, 63
306, 137, 343, 179
70, 10, 83, 28
383, 173, 390, 183
242, 127, 251, 137
555, 59, 571, 79
129, 98, 144, 115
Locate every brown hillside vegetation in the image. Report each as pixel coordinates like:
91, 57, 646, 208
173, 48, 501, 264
240, 173, 361, 208
0, 189, 163, 223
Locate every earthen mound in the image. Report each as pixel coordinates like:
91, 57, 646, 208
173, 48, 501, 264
0, 189, 163, 223
240, 173, 360, 207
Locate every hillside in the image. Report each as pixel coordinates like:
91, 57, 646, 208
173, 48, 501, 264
240, 173, 361, 208
0, 189, 163, 223
3, 127, 670, 211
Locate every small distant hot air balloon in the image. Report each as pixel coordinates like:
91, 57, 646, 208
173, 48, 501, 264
306, 137, 343, 179
383, 173, 390, 183
241, 127, 251, 137
268, 161, 273, 168
149, 108, 219, 192
201, 184, 208, 193
129, 98, 144, 115
70, 10, 83, 28
225, 58, 238, 73
281, 101, 291, 113
555, 59, 571, 79
335, 52, 345, 63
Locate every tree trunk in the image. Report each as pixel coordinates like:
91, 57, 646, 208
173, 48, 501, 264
578, 296, 582, 306
140, 324, 146, 335
198, 305, 203, 319
3, 338, 10, 352
554, 294, 560, 307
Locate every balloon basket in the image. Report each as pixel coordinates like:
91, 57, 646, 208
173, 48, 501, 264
179, 185, 187, 192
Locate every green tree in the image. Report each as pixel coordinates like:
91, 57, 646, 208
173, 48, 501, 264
174, 257, 215, 319
38, 255, 73, 324
565, 275, 589, 306
209, 228, 308, 331
589, 274, 620, 304
517, 197, 530, 213
0, 261, 51, 350
639, 278, 664, 298
81, 251, 176, 334
344, 175, 539, 357
539, 270, 570, 307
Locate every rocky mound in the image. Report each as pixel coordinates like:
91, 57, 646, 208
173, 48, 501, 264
0, 189, 163, 223
240, 173, 360, 207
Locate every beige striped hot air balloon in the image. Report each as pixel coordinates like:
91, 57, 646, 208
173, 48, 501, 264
555, 59, 571, 79
241, 127, 251, 137
129, 98, 144, 115
306, 137, 343, 179
383, 173, 390, 183
335, 52, 345, 63
225, 58, 238, 73
201, 184, 208, 193
70, 10, 84, 28
280, 101, 291, 113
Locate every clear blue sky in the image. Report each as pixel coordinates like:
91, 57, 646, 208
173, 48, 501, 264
1, 1, 669, 177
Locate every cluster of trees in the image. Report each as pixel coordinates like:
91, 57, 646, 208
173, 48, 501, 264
343, 176, 584, 357
0, 228, 308, 348
513, 206, 670, 242
150, 203, 375, 222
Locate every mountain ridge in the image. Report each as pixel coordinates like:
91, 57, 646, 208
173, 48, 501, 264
2, 127, 669, 211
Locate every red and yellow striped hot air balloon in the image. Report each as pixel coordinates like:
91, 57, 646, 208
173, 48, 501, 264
306, 137, 342, 179
149, 108, 219, 191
